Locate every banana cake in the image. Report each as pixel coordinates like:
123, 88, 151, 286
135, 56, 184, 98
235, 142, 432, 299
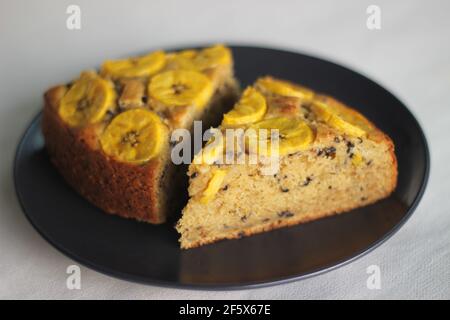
176, 77, 397, 249
42, 45, 397, 247
42, 45, 239, 223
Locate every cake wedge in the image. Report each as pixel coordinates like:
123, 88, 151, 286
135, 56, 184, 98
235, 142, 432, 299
42, 45, 239, 224
176, 77, 397, 249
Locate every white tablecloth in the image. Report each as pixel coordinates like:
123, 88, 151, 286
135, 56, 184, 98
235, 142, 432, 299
1, 0, 449, 299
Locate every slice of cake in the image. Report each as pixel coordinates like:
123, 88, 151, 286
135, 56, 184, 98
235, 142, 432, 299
176, 77, 398, 249
42, 45, 239, 223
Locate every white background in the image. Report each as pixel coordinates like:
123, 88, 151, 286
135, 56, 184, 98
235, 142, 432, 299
1, 0, 449, 299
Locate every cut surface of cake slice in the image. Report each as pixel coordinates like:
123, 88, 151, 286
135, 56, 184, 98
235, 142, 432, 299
176, 77, 398, 249
42, 45, 239, 224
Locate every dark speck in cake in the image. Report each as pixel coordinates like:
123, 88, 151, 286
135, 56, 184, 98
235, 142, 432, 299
280, 187, 289, 192
278, 211, 294, 218
324, 147, 336, 159
346, 141, 355, 154
302, 176, 313, 186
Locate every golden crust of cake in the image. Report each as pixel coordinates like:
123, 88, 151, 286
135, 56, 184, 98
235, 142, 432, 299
42, 45, 239, 224
177, 77, 398, 249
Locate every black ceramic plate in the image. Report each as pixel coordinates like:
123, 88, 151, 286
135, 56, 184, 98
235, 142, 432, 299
14, 46, 429, 289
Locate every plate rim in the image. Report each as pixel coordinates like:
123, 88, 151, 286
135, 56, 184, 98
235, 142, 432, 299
13, 45, 431, 290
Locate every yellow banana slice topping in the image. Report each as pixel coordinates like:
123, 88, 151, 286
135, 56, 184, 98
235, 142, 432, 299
257, 77, 314, 101
167, 50, 198, 70
101, 51, 166, 79
311, 100, 370, 137
199, 169, 227, 203
59, 71, 115, 127
222, 87, 267, 126
148, 70, 214, 109
166, 45, 232, 71
100, 108, 167, 163
193, 44, 232, 70
249, 117, 314, 155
